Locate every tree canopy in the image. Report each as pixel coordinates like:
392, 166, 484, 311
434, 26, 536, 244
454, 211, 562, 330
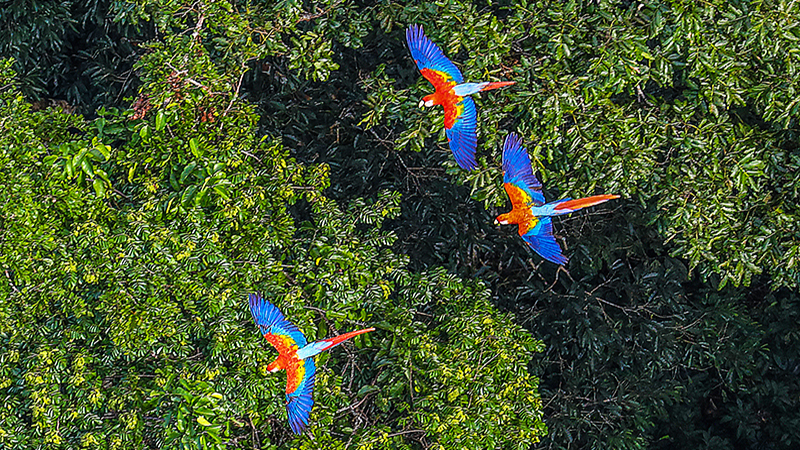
2, 0, 800, 449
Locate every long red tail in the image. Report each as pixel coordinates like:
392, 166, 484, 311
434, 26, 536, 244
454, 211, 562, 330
480, 81, 516, 92
555, 194, 620, 212
322, 327, 375, 349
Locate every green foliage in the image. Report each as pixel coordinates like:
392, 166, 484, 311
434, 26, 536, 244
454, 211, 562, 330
356, 0, 800, 289
369, 269, 545, 450
0, 0, 151, 106
0, 1, 545, 444
507, 206, 800, 450
5, 0, 800, 449
163, 380, 229, 449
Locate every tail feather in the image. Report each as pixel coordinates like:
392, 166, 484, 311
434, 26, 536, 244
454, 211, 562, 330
296, 327, 375, 360
554, 194, 619, 212
479, 81, 515, 92
321, 328, 375, 349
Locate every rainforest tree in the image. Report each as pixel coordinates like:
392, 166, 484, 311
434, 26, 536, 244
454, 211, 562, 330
0, 2, 546, 446
3, 0, 800, 449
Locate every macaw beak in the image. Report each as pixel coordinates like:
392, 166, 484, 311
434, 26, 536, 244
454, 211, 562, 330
418, 100, 425, 108
494, 219, 500, 225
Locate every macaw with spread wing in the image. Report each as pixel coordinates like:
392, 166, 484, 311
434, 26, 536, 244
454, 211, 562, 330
248, 293, 375, 434
406, 24, 515, 170
496, 133, 620, 265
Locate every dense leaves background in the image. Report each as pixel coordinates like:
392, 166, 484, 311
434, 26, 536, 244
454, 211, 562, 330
2, 0, 800, 449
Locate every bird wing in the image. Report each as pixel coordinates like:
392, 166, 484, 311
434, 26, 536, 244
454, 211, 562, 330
249, 293, 307, 349
444, 96, 478, 170
285, 357, 315, 434
520, 216, 568, 265
502, 133, 545, 207
406, 24, 464, 88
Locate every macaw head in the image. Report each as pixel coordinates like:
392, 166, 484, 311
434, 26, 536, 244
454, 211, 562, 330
419, 94, 435, 108
495, 213, 510, 225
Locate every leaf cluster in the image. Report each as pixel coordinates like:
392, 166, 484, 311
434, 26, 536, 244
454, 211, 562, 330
5, 0, 800, 449
0, 5, 545, 443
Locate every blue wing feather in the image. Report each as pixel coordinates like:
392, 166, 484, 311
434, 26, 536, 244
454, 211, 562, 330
503, 133, 545, 206
248, 293, 307, 347
445, 97, 478, 170
522, 217, 568, 265
286, 358, 315, 434
406, 24, 463, 84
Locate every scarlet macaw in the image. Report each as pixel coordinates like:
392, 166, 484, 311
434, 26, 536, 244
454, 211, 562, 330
496, 133, 619, 265
248, 293, 375, 434
406, 24, 515, 170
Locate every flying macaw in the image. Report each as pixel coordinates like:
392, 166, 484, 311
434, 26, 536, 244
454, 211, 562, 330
248, 293, 375, 434
406, 24, 515, 170
496, 133, 620, 265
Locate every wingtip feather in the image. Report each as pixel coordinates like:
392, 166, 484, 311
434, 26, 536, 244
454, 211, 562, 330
502, 133, 542, 197
522, 217, 568, 265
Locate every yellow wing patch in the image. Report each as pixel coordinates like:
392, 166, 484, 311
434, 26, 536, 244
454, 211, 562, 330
421, 68, 456, 87
285, 358, 307, 395
443, 98, 465, 129
504, 183, 533, 209
265, 333, 299, 355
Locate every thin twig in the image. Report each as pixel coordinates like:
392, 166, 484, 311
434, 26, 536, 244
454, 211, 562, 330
249, 415, 260, 448
240, 150, 262, 163
4, 270, 20, 293
224, 61, 248, 117
165, 63, 207, 90
191, 14, 205, 42
297, 1, 342, 22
